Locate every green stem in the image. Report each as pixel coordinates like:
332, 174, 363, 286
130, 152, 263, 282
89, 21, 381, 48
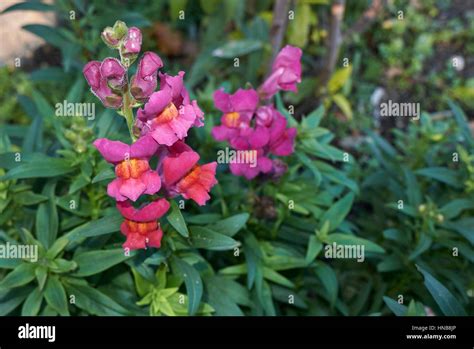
122, 88, 137, 142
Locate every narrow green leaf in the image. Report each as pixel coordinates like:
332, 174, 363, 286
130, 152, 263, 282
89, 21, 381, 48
207, 213, 249, 237
0, 263, 36, 289
320, 192, 355, 231
21, 287, 43, 316
167, 201, 189, 238
383, 296, 407, 316
416, 265, 467, 316
73, 249, 132, 277
190, 226, 239, 251
44, 276, 69, 316
326, 233, 385, 254
173, 257, 203, 316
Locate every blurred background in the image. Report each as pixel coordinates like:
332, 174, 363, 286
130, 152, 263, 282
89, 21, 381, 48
0, 0, 473, 317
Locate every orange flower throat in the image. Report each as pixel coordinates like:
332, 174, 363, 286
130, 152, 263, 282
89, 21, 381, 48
154, 102, 179, 125
223, 112, 240, 128
116, 159, 150, 179
124, 220, 158, 235
176, 164, 201, 192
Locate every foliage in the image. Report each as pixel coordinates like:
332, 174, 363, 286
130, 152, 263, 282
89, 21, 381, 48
0, 0, 472, 317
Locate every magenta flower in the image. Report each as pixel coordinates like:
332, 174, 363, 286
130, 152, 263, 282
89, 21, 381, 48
267, 110, 297, 156
136, 71, 204, 146
117, 199, 170, 250
259, 45, 302, 99
93, 135, 161, 202
211, 88, 259, 143
122, 27, 142, 57
130, 52, 163, 101
161, 144, 218, 206
100, 58, 126, 90
83, 59, 126, 108
229, 149, 273, 180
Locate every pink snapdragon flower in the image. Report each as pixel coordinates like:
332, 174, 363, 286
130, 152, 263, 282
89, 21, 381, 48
117, 199, 170, 250
122, 27, 142, 57
83, 58, 126, 108
259, 45, 302, 99
93, 135, 161, 202
161, 142, 218, 206
130, 52, 163, 101
211, 88, 259, 143
211, 44, 301, 181
136, 71, 204, 146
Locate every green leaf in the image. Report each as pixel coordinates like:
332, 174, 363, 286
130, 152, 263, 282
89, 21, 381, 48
44, 276, 69, 316
326, 233, 385, 254
296, 152, 322, 186
2, 2, 54, 13
448, 100, 474, 147
315, 263, 338, 307
416, 265, 467, 316
332, 94, 353, 120
22, 24, 68, 48
0, 287, 32, 315
440, 199, 474, 220
173, 257, 203, 316
0, 263, 36, 289
73, 249, 132, 277
132, 268, 153, 298
403, 168, 422, 206
66, 213, 122, 242
91, 167, 115, 183
63, 280, 131, 316
206, 276, 250, 316
35, 181, 58, 249
212, 40, 262, 58
320, 192, 355, 231
263, 267, 294, 288
305, 235, 323, 264
49, 259, 77, 274
21, 287, 43, 316
443, 218, 474, 244
207, 213, 249, 237
328, 66, 352, 94
13, 191, 48, 206
415, 167, 462, 188
190, 226, 240, 251
1, 156, 75, 180
46, 237, 69, 260
167, 201, 189, 238
288, 3, 313, 46
383, 296, 407, 316
35, 265, 48, 291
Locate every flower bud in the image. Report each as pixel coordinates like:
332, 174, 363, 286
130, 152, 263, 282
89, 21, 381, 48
120, 27, 142, 66
83, 59, 123, 109
100, 58, 126, 90
436, 214, 444, 223
101, 20, 128, 49
130, 52, 163, 101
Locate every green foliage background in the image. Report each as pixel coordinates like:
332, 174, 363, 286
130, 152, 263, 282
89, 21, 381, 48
0, 0, 473, 316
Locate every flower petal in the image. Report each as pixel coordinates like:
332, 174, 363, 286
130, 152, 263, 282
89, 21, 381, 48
93, 138, 130, 164
117, 199, 170, 222
163, 150, 199, 187
130, 135, 158, 159
119, 178, 147, 202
